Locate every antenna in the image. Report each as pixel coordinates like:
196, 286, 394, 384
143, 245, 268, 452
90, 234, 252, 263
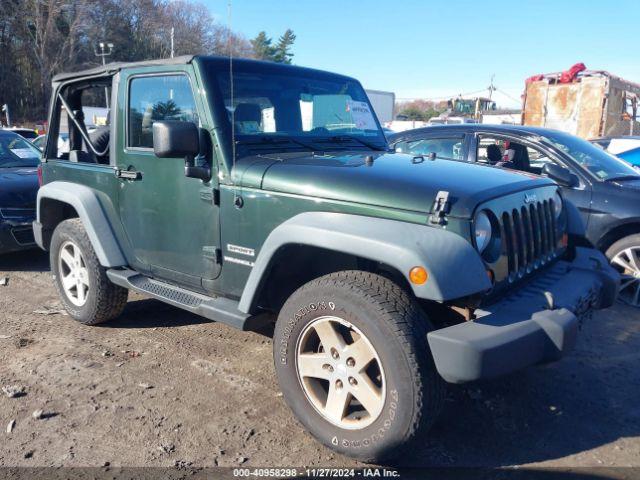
228, 0, 241, 206
228, 2, 236, 167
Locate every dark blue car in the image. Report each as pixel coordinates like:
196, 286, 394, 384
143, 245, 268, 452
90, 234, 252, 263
0, 130, 40, 254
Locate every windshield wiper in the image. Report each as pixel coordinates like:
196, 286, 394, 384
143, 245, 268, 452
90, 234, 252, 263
605, 174, 640, 182
236, 136, 316, 151
318, 135, 387, 151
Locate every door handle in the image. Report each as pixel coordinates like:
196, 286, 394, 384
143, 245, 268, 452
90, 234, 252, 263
115, 168, 142, 180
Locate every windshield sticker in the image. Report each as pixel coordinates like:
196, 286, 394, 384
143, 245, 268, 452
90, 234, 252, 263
10, 148, 39, 159
346, 100, 377, 130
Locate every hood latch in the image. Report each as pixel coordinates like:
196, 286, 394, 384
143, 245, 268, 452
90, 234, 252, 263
429, 190, 450, 225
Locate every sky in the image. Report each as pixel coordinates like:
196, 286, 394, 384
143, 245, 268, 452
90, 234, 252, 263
202, 0, 640, 108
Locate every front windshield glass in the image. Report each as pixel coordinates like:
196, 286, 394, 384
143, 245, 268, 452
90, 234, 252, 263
543, 130, 640, 181
216, 70, 386, 151
0, 134, 41, 168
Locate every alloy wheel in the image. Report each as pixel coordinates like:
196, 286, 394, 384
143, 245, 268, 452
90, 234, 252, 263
295, 316, 386, 430
58, 240, 90, 307
611, 246, 640, 306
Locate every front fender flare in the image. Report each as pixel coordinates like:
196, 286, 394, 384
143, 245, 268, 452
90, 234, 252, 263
36, 181, 126, 267
238, 212, 490, 313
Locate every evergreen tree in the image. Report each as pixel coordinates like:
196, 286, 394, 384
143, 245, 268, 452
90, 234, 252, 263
273, 29, 296, 64
250, 31, 276, 61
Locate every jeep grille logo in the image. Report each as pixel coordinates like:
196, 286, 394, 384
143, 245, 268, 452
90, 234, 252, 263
524, 193, 537, 204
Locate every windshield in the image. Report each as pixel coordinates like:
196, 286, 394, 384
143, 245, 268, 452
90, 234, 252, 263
0, 134, 41, 167
215, 69, 386, 152
543, 130, 640, 181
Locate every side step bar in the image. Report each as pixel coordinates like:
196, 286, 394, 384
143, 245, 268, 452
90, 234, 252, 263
106, 268, 257, 331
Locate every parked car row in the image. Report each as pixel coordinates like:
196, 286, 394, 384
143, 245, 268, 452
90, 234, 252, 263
388, 124, 640, 306
591, 135, 640, 167
0, 129, 40, 253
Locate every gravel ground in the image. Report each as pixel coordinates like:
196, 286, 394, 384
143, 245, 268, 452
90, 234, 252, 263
1, 249, 639, 469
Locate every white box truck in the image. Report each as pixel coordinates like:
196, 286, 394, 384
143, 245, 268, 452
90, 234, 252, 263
365, 89, 395, 124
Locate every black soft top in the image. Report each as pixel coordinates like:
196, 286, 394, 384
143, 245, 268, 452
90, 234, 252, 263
52, 54, 357, 85
52, 55, 195, 82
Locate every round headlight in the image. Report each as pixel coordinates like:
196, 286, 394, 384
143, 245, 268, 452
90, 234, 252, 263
552, 192, 563, 220
474, 211, 492, 253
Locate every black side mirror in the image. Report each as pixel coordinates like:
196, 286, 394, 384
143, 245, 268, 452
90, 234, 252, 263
152, 121, 210, 181
152, 120, 199, 158
542, 163, 579, 187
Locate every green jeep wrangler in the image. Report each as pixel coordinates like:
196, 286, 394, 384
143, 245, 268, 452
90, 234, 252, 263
34, 55, 618, 461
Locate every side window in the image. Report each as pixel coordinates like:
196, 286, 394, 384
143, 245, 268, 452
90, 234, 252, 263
526, 146, 554, 173
478, 135, 557, 175
395, 136, 464, 160
477, 137, 504, 164
128, 75, 198, 149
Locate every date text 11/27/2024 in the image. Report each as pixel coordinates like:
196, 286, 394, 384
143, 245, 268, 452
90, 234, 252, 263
232, 468, 401, 477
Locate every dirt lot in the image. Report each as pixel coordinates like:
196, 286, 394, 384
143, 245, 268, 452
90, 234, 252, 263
1, 250, 639, 469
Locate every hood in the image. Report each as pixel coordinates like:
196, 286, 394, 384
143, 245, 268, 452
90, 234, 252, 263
0, 167, 39, 209
233, 151, 554, 218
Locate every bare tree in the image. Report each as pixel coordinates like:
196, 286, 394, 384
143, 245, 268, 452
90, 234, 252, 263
20, 0, 90, 113
0, 0, 265, 124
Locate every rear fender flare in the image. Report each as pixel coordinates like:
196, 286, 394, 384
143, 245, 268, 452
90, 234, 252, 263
36, 181, 126, 267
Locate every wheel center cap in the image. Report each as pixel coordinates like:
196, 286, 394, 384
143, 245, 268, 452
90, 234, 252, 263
336, 364, 347, 376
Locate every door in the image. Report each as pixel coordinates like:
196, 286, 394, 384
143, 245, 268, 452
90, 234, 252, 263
117, 70, 220, 290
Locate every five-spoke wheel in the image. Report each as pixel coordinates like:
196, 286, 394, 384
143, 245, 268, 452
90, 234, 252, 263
296, 316, 385, 429
50, 218, 128, 324
58, 240, 90, 307
274, 271, 445, 462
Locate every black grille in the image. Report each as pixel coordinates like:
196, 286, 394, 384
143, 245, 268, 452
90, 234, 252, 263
499, 199, 558, 280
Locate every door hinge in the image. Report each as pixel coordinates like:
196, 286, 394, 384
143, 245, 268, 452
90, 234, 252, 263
429, 190, 450, 225
202, 246, 222, 264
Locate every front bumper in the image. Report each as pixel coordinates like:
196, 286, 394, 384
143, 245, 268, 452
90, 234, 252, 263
0, 218, 36, 254
427, 247, 619, 383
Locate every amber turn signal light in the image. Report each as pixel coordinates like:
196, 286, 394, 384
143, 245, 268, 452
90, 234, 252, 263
409, 266, 428, 285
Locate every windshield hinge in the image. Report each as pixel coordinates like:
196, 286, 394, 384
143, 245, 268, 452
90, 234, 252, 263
199, 188, 220, 206
429, 190, 450, 225
202, 246, 222, 264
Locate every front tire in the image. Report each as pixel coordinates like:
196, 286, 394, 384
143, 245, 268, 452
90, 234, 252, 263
606, 234, 640, 307
273, 271, 445, 462
50, 219, 128, 325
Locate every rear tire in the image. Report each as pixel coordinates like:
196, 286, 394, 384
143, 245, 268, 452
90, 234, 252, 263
606, 234, 640, 307
50, 219, 128, 325
273, 270, 445, 462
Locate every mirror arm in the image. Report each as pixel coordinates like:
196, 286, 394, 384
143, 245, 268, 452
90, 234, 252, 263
184, 155, 211, 181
